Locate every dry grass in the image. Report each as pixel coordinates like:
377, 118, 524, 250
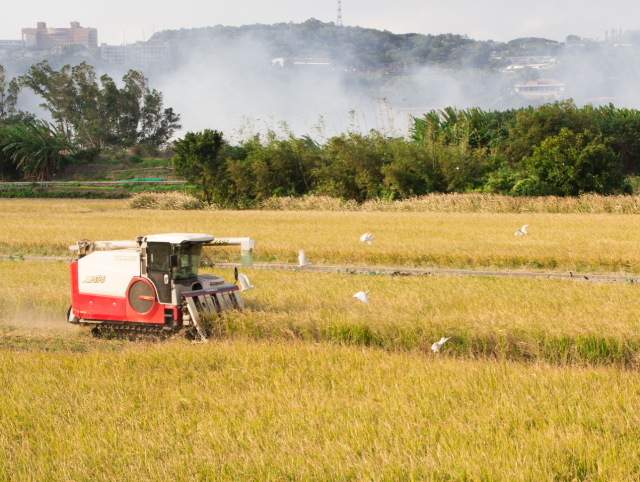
264, 193, 640, 214
260, 195, 360, 211
129, 191, 204, 210
2, 341, 640, 480
3, 260, 640, 365
2, 199, 640, 273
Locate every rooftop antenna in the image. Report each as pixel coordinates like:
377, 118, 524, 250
337, 0, 344, 27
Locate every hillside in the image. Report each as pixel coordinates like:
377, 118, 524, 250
151, 19, 559, 71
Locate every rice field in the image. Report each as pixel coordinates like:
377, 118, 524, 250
2, 199, 640, 273
3, 197, 640, 479
3, 341, 640, 481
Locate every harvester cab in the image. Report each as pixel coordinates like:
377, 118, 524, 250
68, 233, 255, 341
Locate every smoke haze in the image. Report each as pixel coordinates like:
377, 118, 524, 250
2, 0, 640, 43
5, 2, 640, 137
147, 33, 640, 138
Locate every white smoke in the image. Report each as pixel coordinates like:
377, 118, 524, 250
10, 30, 640, 139
153, 35, 376, 140
150, 34, 517, 139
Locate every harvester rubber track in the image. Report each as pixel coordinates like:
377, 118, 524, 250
91, 323, 176, 341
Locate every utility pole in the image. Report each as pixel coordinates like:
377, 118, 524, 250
337, 0, 344, 27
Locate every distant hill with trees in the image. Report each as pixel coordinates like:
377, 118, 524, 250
151, 19, 561, 71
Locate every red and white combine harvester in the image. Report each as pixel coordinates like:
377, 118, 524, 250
67, 234, 255, 341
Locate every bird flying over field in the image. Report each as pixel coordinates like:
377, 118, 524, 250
353, 291, 369, 304
431, 337, 451, 353
514, 225, 529, 237
298, 250, 309, 267
237, 273, 254, 292
360, 233, 375, 245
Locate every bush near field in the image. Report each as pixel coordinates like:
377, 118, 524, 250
0, 183, 190, 200
0, 187, 131, 199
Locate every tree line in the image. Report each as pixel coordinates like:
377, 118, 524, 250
1, 60, 639, 200
174, 101, 637, 206
0, 62, 180, 181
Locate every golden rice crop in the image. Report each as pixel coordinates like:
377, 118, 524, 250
4, 198, 640, 480
1, 341, 640, 481
2, 199, 640, 273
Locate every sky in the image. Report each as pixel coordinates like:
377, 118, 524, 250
1, 0, 639, 44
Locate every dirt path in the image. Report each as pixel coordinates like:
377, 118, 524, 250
2, 254, 639, 285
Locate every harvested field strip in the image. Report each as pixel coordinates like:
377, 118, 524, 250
3, 261, 640, 366
2, 341, 640, 480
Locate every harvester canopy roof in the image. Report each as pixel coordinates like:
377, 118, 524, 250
145, 233, 215, 244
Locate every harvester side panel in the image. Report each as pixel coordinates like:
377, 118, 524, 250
77, 249, 140, 298
70, 262, 167, 325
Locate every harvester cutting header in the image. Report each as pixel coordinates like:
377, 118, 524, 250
67, 233, 255, 341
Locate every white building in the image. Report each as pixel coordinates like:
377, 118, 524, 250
514, 80, 566, 101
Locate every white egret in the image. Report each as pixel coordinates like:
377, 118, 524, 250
237, 273, 254, 292
360, 233, 375, 245
431, 337, 451, 353
353, 291, 369, 304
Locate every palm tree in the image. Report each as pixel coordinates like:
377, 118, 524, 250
1, 120, 71, 181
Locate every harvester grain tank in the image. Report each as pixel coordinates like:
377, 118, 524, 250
67, 233, 255, 341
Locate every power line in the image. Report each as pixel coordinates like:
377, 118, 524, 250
337, 0, 344, 27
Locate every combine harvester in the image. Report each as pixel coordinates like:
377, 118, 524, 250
67, 234, 255, 341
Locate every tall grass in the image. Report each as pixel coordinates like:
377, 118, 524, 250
129, 191, 204, 210
263, 193, 640, 214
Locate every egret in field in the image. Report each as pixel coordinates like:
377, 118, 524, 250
353, 291, 369, 304
514, 224, 529, 237
237, 273, 254, 292
360, 233, 375, 245
431, 337, 451, 353
298, 249, 310, 267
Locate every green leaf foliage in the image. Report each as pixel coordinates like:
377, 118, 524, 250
0, 120, 71, 181
19, 61, 181, 151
